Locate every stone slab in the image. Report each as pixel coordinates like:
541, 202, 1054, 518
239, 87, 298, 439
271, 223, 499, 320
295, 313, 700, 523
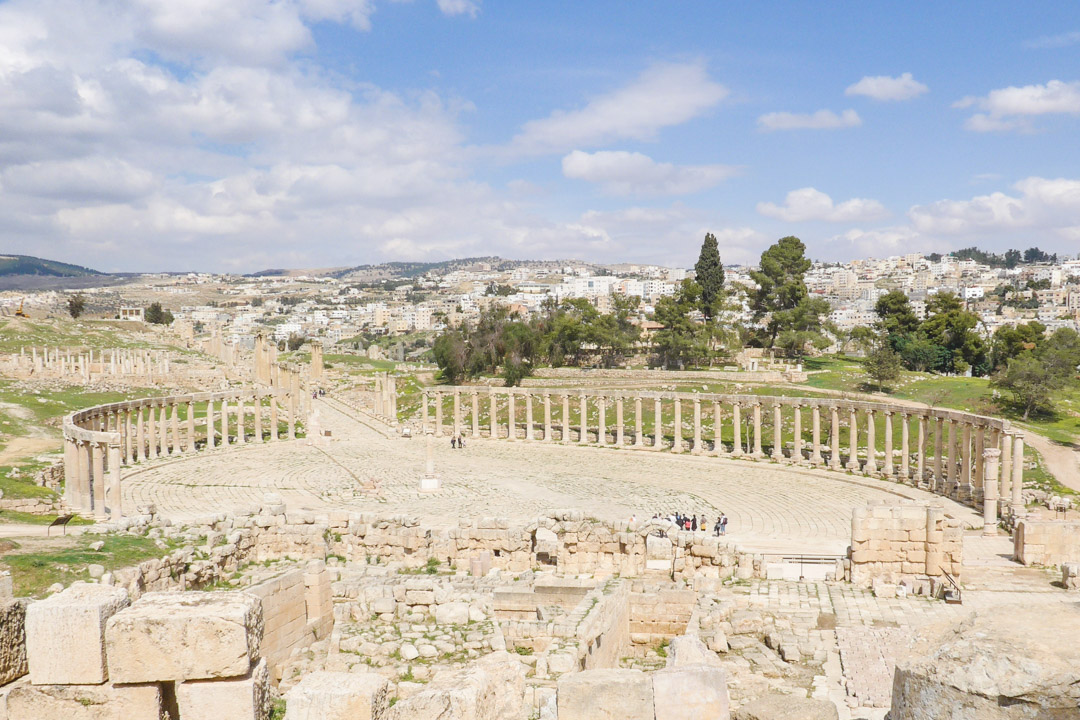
5, 680, 163, 720
653, 665, 730, 720
557, 669, 653, 720
0, 598, 28, 686
177, 658, 269, 720
26, 583, 129, 685
106, 591, 262, 683
284, 671, 390, 720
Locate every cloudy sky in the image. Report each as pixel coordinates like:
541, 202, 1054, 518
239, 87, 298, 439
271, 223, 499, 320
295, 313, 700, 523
1, 1, 1079, 272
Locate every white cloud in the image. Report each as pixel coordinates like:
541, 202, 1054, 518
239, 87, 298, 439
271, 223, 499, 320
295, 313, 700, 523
508, 62, 728, 155
825, 226, 933, 258
845, 72, 928, 101
436, 0, 480, 17
955, 80, 1080, 132
756, 187, 888, 223
1023, 31, 1080, 49
560, 150, 737, 195
757, 109, 861, 131
908, 176, 1080, 236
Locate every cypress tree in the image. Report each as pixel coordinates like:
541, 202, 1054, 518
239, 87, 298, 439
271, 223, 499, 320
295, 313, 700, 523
694, 232, 725, 319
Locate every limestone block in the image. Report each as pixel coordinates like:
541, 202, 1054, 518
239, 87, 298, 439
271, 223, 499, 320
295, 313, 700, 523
0, 598, 28, 685
284, 672, 389, 720
665, 635, 721, 668
106, 591, 262, 683
26, 583, 129, 685
386, 651, 525, 720
176, 658, 269, 720
653, 665, 729, 720
731, 694, 837, 720
557, 669, 653, 720
5, 681, 164, 720
435, 602, 470, 626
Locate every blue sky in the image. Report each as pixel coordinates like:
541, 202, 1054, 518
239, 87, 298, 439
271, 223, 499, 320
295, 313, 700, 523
0, 1, 1078, 272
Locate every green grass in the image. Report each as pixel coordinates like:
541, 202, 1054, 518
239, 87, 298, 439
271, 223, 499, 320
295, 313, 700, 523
0, 380, 160, 434
0, 462, 58, 499
1, 534, 179, 598
0, 510, 92, 525
0, 318, 163, 352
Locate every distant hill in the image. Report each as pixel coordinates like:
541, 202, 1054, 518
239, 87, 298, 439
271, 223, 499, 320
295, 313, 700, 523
0, 254, 103, 278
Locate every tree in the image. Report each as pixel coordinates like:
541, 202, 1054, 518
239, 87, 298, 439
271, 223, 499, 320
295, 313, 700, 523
919, 292, 987, 374
651, 280, 705, 369
432, 330, 467, 383
144, 302, 174, 325
749, 236, 814, 346
992, 354, 1059, 420
286, 332, 306, 351
874, 290, 919, 346
67, 294, 86, 319
864, 343, 903, 392
990, 321, 1045, 371
694, 232, 725, 320
1004, 249, 1021, 269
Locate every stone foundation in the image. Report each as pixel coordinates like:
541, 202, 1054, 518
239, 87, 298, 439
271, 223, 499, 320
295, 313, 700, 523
847, 502, 962, 587
1013, 520, 1080, 566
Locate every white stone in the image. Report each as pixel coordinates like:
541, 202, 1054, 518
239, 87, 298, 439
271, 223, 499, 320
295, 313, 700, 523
653, 665, 729, 720
25, 583, 129, 685
177, 658, 269, 720
434, 602, 470, 626
5, 681, 163, 720
665, 635, 721, 668
387, 651, 525, 720
106, 591, 262, 683
557, 669, 653, 720
284, 671, 390, 720
400, 644, 419, 661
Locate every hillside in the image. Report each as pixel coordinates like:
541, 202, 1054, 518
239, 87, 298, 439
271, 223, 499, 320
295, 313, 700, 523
0, 255, 102, 277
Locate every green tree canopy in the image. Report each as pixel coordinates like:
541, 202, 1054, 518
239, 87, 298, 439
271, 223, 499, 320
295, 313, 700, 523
749, 236, 814, 346
693, 232, 725, 320
67, 294, 86, 319
145, 302, 174, 325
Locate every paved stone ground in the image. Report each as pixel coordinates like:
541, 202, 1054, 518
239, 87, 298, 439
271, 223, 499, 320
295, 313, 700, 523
123, 400, 980, 555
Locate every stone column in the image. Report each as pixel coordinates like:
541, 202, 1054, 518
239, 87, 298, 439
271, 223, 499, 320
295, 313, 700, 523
982, 448, 1000, 535
865, 409, 878, 475
1000, 432, 1013, 505
135, 406, 146, 461
691, 398, 702, 454
579, 393, 588, 444
453, 391, 461, 438
946, 419, 957, 491
472, 392, 481, 439
934, 417, 944, 489
960, 422, 972, 500
732, 402, 743, 455
235, 397, 245, 445
108, 443, 122, 521
634, 397, 643, 447
830, 406, 841, 470
508, 391, 517, 442
123, 409, 133, 465
597, 396, 606, 445
542, 393, 552, 441
221, 397, 231, 446
92, 442, 106, 520
170, 402, 181, 454
270, 395, 280, 441
78, 441, 91, 514
671, 397, 682, 453
562, 394, 571, 444
653, 397, 662, 449
526, 393, 535, 441
252, 397, 262, 445
1011, 435, 1024, 512
771, 403, 783, 461
810, 405, 822, 465
148, 403, 158, 459
901, 413, 912, 482
207, 399, 217, 449
421, 392, 430, 434
287, 393, 297, 441
712, 401, 723, 456
490, 391, 498, 439
793, 404, 803, 463
752, 403, 763, 458
973, 425, 985, 501
847, 408, 860, 471
883, 411, 894, 477
616, 398, 625, 446
434, 393, 444, 438
63, 438, 76, 507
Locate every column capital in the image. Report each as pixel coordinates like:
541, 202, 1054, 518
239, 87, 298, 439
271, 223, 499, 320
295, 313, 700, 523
983, 447, 1001, 459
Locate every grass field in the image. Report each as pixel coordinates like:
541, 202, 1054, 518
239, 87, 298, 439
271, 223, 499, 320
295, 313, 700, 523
0, 318, 163, 352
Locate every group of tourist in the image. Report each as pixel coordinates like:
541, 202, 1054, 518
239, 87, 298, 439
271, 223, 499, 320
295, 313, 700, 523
652, 512, 728, 536
450, 435, 466, 449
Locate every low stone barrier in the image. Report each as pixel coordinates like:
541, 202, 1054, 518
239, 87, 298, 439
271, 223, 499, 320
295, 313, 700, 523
847, 502, 963, 588
1013, 520, 1080, 566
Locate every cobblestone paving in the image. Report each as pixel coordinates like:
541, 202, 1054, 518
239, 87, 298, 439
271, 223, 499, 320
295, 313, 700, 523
124, 400, 980, 555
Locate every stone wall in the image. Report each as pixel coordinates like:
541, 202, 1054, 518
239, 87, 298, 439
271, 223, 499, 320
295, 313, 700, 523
847, 503, 962, 586
0, 598, 28, 686
529, 367, 808, 383
629, 588, 696, 645
1013, 520, 1080, 566
0, 497, 61, 515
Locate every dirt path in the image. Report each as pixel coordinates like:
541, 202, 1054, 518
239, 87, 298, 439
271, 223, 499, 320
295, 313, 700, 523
0, 436, 61, 466
779, 383, 1080, 493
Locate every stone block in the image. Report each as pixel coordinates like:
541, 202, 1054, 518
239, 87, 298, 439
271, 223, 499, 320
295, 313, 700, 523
653, 665, 729, 720
177, 658, 269, 720
387, 650, 524, 720
26, 583, 129, 685
0, 598, 28, 685
284, 671, 390, 720
665, 635, 721, 668
5, 680, 163, 720
106, 591, 262, 683
557, 669, 653, 720
434, 602, 470, 625
731, 694, 837, 720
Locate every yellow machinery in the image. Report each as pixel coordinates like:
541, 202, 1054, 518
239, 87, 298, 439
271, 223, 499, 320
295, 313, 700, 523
14, 299, 28, 317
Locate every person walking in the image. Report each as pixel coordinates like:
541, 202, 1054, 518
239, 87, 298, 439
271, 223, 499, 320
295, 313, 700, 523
458, 434, 466, 449
720, 513, 728, 536
450, 436, 457, 449
691, 515, 698, 532
713, 516, 722, 537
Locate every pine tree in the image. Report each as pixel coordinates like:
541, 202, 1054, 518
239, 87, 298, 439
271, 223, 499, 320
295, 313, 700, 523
694, 232, 725, 320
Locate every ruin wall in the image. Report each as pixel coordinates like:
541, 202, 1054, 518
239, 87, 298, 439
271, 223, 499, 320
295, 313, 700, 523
847, 502, 963, 586
1013, 520, 1080, 566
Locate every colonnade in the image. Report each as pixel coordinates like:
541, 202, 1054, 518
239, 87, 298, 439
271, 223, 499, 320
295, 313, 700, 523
421, 388, 1025, 525
62, 388, 302, 520
372, 372, 398, 423
17, 346, 169, 381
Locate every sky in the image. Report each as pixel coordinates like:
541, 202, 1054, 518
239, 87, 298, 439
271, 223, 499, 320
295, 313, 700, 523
1, 1, 1079, 273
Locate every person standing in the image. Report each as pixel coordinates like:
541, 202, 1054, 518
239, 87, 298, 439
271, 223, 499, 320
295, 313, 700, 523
691, 515, 698, 532
720, 513, 728, 536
